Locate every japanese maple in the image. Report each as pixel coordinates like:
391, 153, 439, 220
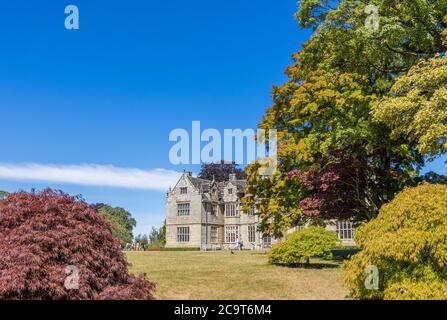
0, 189, 155, 300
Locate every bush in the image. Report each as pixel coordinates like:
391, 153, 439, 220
0, 189, 155, 300
344, 184, 447, 300
268, 227, 339, 266
147, 244, 163, 251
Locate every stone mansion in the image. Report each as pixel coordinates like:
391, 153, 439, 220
165, 171, 355, 250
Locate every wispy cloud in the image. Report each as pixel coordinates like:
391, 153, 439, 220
0, 163, 182, 191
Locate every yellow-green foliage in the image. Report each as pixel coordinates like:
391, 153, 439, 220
373, 56, 447, 158
268, 227, 339, 266
344, 184, 447, 300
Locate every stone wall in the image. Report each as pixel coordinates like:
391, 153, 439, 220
165, 174, 204, 248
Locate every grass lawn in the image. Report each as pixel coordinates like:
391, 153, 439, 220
126, 251, 348, 300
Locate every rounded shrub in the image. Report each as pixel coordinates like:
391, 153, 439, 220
344, 184, 447, 300
0, 189, 155, 300
268, 226, 339, 266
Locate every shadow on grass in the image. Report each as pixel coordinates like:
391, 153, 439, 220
273, 259, 342, 269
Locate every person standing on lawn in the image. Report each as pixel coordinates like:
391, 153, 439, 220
238, 237, 244, 251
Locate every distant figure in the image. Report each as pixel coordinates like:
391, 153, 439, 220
238, 238, 244, 251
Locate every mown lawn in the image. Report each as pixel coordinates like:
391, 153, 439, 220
125, 251, 348, 300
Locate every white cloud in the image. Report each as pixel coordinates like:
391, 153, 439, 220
0, 163, 182, 191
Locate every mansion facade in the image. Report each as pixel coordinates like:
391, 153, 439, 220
165, 171, 355, 250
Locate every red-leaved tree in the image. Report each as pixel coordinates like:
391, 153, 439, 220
286, 151, 409, 222
0, 189, 155, 300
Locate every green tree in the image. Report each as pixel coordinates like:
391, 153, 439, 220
344, 184, 447, 300
243, 0, 447, 235
159, 221, 166, 246
0, 191, 9, 199
97, 205, 136, 249
148, 223, 166, 247
148, 227, 159, 244
421, 171, 447, 184
295, 0, 447, 84
372, 56, 447, 159
268, 227, 339, 266
243, 70, 421, 236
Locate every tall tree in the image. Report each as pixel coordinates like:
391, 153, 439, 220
95, 205, 137, 249
243, 72, 420, 236
148, 224, 166, 246
295, 0, 447, 84
372, 56, 447, 159
198, 161, 247, 182
159, 221, 166, 246
148, 227, 161, 244
244, 0, 447, 236
421, 171, 447, 184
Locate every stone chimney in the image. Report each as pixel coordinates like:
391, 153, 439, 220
229, 173, 236, 181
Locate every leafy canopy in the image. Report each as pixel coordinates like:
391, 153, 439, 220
148, 224, 166, 247
295, 0, 447, 81
243, 69, 420, 235
198, 161, 247, 182
243, 0, 447, 235
373, 56, 447, 158
344, 184, 447, 300
268, 227, 339, 266
97, 205, 136, 249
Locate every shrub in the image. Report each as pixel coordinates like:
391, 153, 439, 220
161, 247, 201, 252
0, 189, 155, 300
344, 184, 447, 300
268, 227, 339, 266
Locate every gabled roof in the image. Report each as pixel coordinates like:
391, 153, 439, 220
219, 180, 247, 193
233, 180, 247, 191
171, 172, 247, 195
188, 176, 211, 192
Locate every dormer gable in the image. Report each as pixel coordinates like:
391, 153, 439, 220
225, 182, 236, 196
170, 172, 197, 196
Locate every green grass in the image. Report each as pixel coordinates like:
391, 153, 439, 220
125, 251, 348, 300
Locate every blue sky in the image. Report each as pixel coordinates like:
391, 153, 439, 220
0, 1, 445, 236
